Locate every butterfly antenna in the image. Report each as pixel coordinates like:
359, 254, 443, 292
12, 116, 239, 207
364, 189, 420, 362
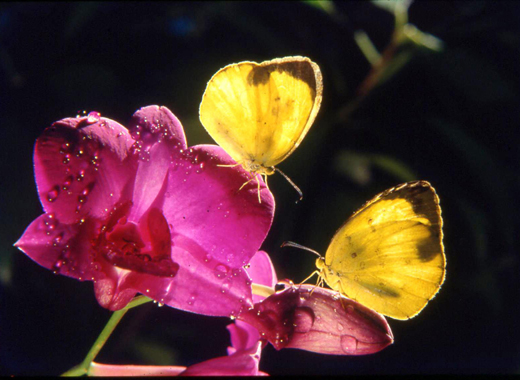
273, 167, 303, 203
281, 241, 322, 258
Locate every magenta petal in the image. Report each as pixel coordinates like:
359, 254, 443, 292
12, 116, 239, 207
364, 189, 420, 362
34, 115, 136, 224
227, 320, 261, 355
93, 272, 138, 311
127, 105, 187, 149
144, 249, 253, 317
238, 285, 394, 356
247, 251, 278, 303
15, 214, 101, 282
247, 251, 277, 288
91, 236, 252, 315
126, 106, 187, 222
127, 138, 173, 222
180, 341, 263, 376
163, 144, 274, 269
88, 363, 186, 376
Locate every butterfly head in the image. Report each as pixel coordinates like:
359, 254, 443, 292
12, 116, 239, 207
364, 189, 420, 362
315, 256, 326, 271
242, 160, 275, 176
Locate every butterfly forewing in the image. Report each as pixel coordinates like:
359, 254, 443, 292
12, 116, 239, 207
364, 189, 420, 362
323, 181, 446, 320
199, 56, 323, 169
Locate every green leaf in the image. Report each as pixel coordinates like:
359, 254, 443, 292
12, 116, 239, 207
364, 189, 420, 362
302, 0, 336, 16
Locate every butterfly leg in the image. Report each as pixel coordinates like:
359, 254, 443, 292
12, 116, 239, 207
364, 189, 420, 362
238, 175, 256, 191
299, 270, 320, 285
333, 280, 350, 310
296, 270, 324, 296
236, 172, 264, 203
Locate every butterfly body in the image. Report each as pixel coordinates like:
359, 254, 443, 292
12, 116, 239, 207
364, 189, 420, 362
316, 181, 446, 320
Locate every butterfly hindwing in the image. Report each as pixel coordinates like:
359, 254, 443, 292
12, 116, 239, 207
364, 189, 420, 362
322, 181, 446, 320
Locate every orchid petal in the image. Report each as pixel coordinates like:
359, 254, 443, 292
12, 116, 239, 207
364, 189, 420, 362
88, 362, 186, 376
239, 284, 394, 356
164, 144, 274, 269
246, 250, 277, 303
126, 106, 187, 222
34, 115, 136, 224
227, 320, 261, 355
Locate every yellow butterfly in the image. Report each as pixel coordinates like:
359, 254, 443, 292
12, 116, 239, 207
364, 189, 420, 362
284, 181, 446, 320
199, 56, 323, 201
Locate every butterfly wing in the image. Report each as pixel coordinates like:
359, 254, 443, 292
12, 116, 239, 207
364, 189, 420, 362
199, 56, 323, 168
322, 181, 446, 320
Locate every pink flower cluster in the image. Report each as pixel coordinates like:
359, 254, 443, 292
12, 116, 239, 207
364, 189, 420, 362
16, 106, 393, 375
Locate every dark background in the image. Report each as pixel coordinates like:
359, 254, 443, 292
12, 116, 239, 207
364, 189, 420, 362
1, 1, 519, 375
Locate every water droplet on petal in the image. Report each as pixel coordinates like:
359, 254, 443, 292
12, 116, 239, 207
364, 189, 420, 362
77, 170, 85, 182
53, 233, 64, 246
221, 280, 231, 294
62, 175, 74, 190
340, 335, 359, 354
293, 307, 315, 333
87, 111, 101, 124
60, 143, 71, 154
47, 186, 60, 202
214, 264, 229, 279
337, 323, 344, 331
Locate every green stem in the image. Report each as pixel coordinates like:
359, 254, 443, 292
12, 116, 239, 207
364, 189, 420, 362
61, 296, 153, 377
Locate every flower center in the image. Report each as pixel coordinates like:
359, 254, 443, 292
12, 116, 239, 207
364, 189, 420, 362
96, 202, 179, 277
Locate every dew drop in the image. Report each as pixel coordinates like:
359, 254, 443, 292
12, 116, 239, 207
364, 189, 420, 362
60, 143, 71, 154
77, 170, 85, 182
47, 186, 60, 202
293, 307, 315, 333
340, 335, 359, 354
82, 185, 92, 196
337, 323, 344, 331
53, 233, 64, 246
187, 295, 196, 305
214, 264, 229, 279
87, 111, 101, 124
221, 280, 231, 294
62, 175, 74, 190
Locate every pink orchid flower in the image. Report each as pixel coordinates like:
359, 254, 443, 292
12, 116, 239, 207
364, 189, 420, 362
87, 320, 267, 376
243, 252, 394, 356
15, 106, 275, 316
